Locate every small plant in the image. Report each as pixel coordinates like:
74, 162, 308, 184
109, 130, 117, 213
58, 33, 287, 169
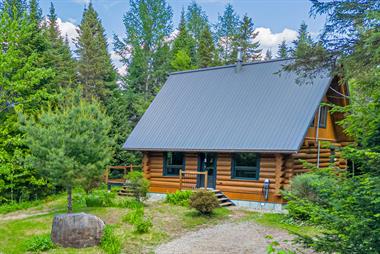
100, 226, 122, 254
189, 190, 219, 215
85, 190, 116, 207
126, 171, 150, 202
266, 235, 295, 254
123, 207, 153, 234
165, 190, 193, 206
134, 217, 153, 234
25, 234, 55, 252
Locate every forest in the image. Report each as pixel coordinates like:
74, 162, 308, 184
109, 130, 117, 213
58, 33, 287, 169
0, 0, 379, 253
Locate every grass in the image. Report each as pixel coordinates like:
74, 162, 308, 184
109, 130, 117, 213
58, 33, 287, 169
0, 192, 320, 254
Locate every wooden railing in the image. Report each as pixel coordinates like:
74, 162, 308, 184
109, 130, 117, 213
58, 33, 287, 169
179, 170, 208, 190
104, 165, 142, 185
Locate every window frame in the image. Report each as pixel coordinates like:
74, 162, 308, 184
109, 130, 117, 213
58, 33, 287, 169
163, 152, 185, 176
318, 106, 328, 128
231, 153, 260, 180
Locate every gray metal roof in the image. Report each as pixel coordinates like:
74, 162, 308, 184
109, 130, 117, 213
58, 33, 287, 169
124, 59, 332, 153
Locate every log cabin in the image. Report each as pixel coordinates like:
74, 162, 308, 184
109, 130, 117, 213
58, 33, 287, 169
123, 58, 351, 210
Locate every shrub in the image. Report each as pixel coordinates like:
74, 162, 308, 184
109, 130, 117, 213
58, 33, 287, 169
126, 171, 150, 202
123, 207, 145, 224
100, 226, 122, 254
25, 234, 55, 252
85, 190, 116, 207
116, 198, 144, 209
165, 190, 193, 206
189, 190, 219, 214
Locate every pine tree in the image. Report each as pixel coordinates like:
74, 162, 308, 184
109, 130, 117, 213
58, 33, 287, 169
115, 0, 173, 97
0, 0, 55, 203
264, 49, 272, 60
216, 3, 240, 64
185, 1, 208, 48
235, 14, 261, 62
45, 2, 76, 88
197, 26, 216, 68
277, 40, 288, 58
76, 3, 116, 101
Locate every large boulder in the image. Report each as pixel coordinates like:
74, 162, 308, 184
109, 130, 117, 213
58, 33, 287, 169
51, 213, 105, 248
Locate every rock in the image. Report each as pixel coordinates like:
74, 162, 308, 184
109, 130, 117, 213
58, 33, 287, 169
51, 213, 105, 248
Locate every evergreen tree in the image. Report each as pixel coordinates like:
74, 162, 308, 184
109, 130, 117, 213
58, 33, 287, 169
277, 40, 288, 58
45, 2, 76, 88
185, 1, 208, 48
197, 26, 216, 68
291, 21, 313, 57
0, 0, 55, 203
76, 3, 116, 101
264, 49, 272, 60
235, 14, 261, 62
115, 0, 173, 97
171, 8, 196, 70
216, 3, 240, 64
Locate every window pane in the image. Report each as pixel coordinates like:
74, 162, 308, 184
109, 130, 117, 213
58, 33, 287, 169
167, 152, 183, 166
235, 167, 258, 179
166, 167, 180, 175
319, 106, 328, 128
235, 153, 257, 167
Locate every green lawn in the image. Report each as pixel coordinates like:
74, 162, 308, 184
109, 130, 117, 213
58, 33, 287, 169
0, 194, 319, 254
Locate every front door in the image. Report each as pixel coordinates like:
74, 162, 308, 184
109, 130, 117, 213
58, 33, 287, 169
197, 153, 217, 189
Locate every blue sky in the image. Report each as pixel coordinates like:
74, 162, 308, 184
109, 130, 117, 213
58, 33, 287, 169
39, 0, 325, 72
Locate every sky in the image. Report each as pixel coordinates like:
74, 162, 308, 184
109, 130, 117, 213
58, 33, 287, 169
39, 0, 326, 73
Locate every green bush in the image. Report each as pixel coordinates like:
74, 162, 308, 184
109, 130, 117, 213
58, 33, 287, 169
25, 234, 55, 252
126, 171, 150, 202
85, 190, 116, 207
123, 207, 145, 224
189, 190, 220, 214
165, 190, 193, 206
100, 226, 122, 254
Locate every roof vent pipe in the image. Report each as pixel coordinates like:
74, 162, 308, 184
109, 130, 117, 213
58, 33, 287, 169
236, 46, 243, 73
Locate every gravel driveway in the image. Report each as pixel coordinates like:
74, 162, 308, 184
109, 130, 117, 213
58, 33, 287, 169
156, 221, 311, 254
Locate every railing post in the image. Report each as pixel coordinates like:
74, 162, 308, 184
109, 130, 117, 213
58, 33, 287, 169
204, 172, 208, 190
179, 170, 183, 190
130, 164, 133, 172
105, 166, 109, 184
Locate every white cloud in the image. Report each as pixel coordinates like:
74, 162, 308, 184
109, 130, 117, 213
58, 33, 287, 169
56, 18, 79, 49
72, 0, 90, 5
254, 27, 298, 58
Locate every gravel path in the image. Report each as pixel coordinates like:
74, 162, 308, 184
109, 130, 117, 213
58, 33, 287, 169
156, 221, 311, 254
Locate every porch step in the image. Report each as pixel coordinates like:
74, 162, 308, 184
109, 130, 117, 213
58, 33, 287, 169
117, 183, 134, 197
211, 190, 234, 207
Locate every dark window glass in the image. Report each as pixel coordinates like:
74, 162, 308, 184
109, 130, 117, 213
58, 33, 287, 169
319, 106, 328, 128
232, 153, 260, 180
310, 117, 315, 127
163, 152, 184, 176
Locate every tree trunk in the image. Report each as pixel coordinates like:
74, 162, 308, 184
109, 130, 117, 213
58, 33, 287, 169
67, 186, 73, 213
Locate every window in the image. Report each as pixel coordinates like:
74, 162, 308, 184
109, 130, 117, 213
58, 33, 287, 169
309, 117, 315, 127
232, 153, 260, 180
163, 152, 184, 176
319, 106, 328, 128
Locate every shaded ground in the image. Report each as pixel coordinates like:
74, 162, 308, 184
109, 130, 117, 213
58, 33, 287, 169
156, 221, 313, 254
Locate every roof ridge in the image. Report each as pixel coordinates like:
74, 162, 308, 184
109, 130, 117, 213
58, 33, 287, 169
169, 57, 294, 76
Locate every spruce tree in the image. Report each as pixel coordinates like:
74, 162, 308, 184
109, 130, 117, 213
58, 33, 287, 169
264, 49, 272, 60
45, 2, 76, 88
197, 26, 216, 68
0, 0, 55, 203
171, 8, 196, 70
235, 14, 261, 62
115, 0, 173, 97
291, 21, 313, 58
216, 3, 240, 64
185, 1, 209, 48
76, 3, 116, 101
277, 40, 288, 58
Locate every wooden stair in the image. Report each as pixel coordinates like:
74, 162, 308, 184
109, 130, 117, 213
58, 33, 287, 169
212, 189, 234, 207
118, 182, 134, 196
